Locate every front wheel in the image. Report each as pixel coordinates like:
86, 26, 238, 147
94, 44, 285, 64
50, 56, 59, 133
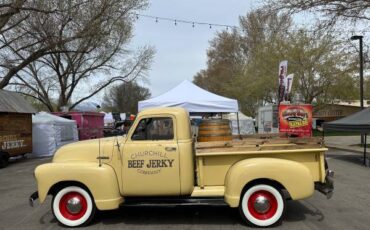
52, 186, 96, 227
239, 184, 285, 227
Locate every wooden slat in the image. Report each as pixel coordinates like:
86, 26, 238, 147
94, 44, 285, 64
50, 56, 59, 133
195, 135, 324, 154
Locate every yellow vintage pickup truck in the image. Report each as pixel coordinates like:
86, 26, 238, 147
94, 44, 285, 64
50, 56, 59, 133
30, 107, 333, 227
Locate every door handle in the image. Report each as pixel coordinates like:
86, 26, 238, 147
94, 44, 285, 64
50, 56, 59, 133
165, 147, 177, 152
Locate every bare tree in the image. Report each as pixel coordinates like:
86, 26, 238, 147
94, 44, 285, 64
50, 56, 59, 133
0, 0, 148, 89
5, 0, 154, 111
266, 0, 370, 24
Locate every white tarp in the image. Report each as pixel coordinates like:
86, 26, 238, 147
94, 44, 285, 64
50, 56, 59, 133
103, 112, 114, 125
138, 80, 238, 112
32, 112, 79, 157
226, 112, 256, 135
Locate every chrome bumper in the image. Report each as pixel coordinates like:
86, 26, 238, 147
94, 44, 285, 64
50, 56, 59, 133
29, 191, 39, 207
315, 169, 334, 199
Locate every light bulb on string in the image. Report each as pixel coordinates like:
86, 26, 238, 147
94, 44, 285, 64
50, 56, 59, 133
175, 20, 177, 26
155, 17, 158, 23
192, 22, 195, 28
136, 14, 139, 20
209, 24, 212, 29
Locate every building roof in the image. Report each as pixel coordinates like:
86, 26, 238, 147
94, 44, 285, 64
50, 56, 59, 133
0, 90, 37, 113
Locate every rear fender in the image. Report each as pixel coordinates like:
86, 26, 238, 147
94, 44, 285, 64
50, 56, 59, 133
35, 163, 123, 210
224, 158, 314, 207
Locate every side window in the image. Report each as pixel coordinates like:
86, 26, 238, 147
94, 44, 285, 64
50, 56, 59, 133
131, 117, 174, 141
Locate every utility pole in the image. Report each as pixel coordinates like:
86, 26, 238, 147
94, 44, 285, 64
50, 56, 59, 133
351, 35, 364, 144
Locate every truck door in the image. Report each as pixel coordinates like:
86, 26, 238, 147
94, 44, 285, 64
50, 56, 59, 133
122, 116, 180, 196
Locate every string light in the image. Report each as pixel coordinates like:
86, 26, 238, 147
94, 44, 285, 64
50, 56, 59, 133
133, 13, 370, 35
134, 13, 238, 31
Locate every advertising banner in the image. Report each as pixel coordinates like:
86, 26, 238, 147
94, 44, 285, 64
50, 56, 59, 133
285, 74, 294, 101
279, 104, 312, 137
278, 60, 288, 103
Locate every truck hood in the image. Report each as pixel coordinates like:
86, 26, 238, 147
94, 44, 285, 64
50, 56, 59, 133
52, 136, 126, 163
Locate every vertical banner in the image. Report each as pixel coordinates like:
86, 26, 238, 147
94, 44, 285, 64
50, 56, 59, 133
285, 74, 294, 101
278, 60, 288, 103
279, 104, 312, 137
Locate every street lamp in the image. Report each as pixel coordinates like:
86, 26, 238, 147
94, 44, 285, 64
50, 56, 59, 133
350, 35, 364, 110
351, 35, 364, 145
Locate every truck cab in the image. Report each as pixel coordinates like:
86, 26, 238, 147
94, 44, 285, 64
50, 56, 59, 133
121, 108, 194, 196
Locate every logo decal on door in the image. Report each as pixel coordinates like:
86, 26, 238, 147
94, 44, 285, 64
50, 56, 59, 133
128, 151, 175, 175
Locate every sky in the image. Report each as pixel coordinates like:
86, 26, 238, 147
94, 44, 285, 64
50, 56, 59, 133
131, 0, 256, 97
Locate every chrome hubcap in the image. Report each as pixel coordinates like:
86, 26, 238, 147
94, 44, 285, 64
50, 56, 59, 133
253, 195, 271, 214
66, 197, 82, 214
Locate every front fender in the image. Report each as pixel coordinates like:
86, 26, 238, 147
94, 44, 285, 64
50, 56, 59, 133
34, 162, 123, 210
224, 158, 314, 207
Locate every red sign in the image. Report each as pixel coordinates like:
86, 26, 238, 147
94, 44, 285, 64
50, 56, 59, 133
279, 104, 312, 137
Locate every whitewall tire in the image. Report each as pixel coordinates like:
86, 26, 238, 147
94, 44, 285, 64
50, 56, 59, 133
52, 186, 96, 227
239, 184, 285, 227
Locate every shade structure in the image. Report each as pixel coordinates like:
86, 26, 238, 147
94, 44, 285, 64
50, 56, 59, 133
324, 106, 370, 167
138, 80, 238, 113
323, 106, 370, 133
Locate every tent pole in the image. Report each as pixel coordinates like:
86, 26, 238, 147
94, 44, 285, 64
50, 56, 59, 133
236, 112, 241, 139
322, 127, 325, 147
364, 134, 367, 166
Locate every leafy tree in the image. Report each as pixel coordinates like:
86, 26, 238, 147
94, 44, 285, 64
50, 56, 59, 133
284, 29, 358, 104
194, 9, 357, 116
194, 10, 293, 116
102, 81, 151, 114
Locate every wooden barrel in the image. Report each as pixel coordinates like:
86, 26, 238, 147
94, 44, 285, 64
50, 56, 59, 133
197, 119, 232, 142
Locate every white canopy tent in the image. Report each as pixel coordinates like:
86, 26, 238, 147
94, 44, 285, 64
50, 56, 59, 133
32, 112, 78, 157
138, 80, 238, 113
226, 112, 255, 135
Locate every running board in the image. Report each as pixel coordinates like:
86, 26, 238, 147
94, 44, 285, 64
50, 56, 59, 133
121, 197, 227, 207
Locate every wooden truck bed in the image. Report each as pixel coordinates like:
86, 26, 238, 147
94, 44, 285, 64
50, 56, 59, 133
194, 137, 327, 187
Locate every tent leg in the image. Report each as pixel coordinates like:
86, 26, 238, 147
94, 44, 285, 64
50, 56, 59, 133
322, 128, 325, 146
236, 112, 241, 139
364, 134, 367, 166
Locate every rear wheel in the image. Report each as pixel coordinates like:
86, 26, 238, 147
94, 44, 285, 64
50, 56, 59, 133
0, 152, 9, 168
52, 186, 96, 227
239, 184, 285, 227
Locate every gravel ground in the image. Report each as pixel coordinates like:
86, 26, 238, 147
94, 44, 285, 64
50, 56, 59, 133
0, 149, 369, 230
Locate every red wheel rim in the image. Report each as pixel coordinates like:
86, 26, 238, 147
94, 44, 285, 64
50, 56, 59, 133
59, 192, 88, 220
247, 190, 278, 220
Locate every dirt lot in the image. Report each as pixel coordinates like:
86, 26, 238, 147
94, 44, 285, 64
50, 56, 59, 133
0, 149, 370, 230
